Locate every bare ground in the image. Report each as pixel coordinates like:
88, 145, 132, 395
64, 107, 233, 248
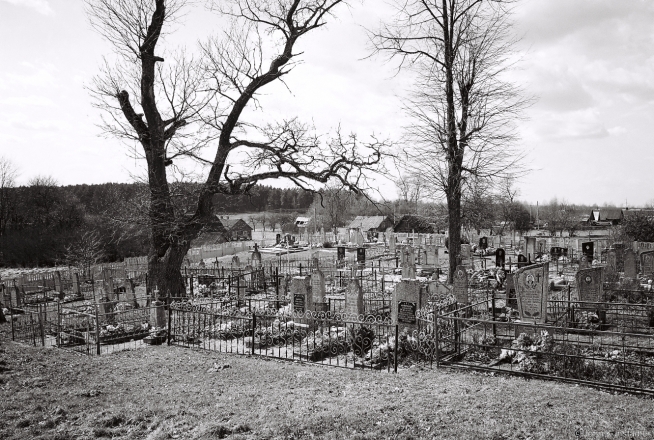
0, 323, 653, 440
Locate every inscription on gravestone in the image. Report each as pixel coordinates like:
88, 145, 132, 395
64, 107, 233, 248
345, 279, 363, 317
576, 267, 603, 304
515, 263, 548, 324
293, 294, 306, 313
397, 301, 417, 325
291, 276, 312, 313
453, 266, 468, 305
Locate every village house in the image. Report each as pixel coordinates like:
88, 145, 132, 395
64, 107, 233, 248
393, 215, 438, 234
347, 215, 394, 241
221, 218, 253, 241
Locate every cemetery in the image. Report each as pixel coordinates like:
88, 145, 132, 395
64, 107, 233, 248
3, 234, 654, 394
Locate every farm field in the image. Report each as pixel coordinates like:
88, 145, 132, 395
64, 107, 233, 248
1, 323, 653, 440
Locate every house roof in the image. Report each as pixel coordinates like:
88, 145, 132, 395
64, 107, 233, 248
221, 218, 251, 230
590, 209, 623, 222
393, 215, 436, 233
347, 216, 391, 231
295, 217, 311, 227
190, 218, 229, 247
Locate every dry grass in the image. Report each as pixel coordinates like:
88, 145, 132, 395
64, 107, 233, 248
1, 323, 653, 440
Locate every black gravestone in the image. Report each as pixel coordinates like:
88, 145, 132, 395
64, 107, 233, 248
397, 301, 417, 325
518, 254, 528, 268
582, 242, 594, 258
479, 237, 488, 250
276, 233, 281, 244
337, 246, 345, 261
293, 294, 306, 313
356, 248, 366, 263
496, 248, 505, 268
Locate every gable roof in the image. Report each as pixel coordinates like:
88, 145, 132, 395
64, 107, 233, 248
221, 218, 252, 230
590, 209, 623, 222
347, 216, 392, 231
190, 218, 229, 247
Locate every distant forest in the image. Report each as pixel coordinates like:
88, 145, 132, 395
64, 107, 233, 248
0, 182, 314, 268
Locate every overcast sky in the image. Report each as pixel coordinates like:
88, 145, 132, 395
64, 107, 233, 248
1, 0, 653, 207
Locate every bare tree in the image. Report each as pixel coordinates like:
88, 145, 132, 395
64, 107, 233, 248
0, 157, 18, 238
87, 0, 388, 294
65, 230, 106, 276
370, 0, 531, 280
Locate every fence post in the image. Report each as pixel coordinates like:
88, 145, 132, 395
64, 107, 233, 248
10, 305, 15, 341
434, 304, 440, 368
251, 312, 256, 356
30, 313, 36, 346
57, 300, 62, 347
95, 304, 101, 356
167, 297, 172, 346
393, 325, 399, 373
38, 304, 45, 347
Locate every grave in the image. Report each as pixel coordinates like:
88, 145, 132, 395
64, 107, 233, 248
525, 237, 536, 262
291, 276, 312, 313
576, 267, 604, 304
505, 273, 517, 309
453, 266, 469, 305
391, 280, 422, 332
251, 244, 262, 267
356, 248, 366, 265
424, 244, 438, 266
345, 278, 364, 317
614, 243, 625, 272
479, 237, 488, 250
150, 300, 167, 329
355, 231, 364, 246
514, 262, 548, 324
123, 279, 137, 306
102, 272, 116, 301
605, 249, 618, 282
582, 242, 594, 261
54, 271, 63, 297
624, 249, 638, 279
401, 246, 416, 279
460, 244, 471, 261
311, 269, 326, 305
495, 248, 505, 268
337, 246, 345, 261
642, 251, 654, 279
232, 255, 240, 265
72, 273, 81, 296
389, 235, 396, 253
517, 254, 528, 268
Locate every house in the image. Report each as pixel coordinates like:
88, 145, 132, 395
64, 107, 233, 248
347, 215, 394, 242
221, 218, 253, 241
190, 217, 229, 247
295, 217, 311, 228
393, 215, 438, 234
588, 209, 623, 226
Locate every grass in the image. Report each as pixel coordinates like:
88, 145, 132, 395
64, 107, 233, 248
1, 323, 653, 440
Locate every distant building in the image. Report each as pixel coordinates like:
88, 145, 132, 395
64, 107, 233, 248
190, 217, 229, 247
588, 209, 623, 226
221, 218, 252, 241
393, 215, 438, 234
295, 217, 311, 228
347, 215, 394, 241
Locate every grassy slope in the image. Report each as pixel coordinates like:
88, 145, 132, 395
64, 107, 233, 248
0, 324, 652, 440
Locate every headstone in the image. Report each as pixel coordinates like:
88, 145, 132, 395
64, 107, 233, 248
391, 280, 422, 331
578, 254, 589, 270
102, 272, 116, 301
276, 233, 281, 244
10, 284, 22, 308
311, 270, 326, 304
345, 279, 364, 317
356, 248, 366, 264
495, 248, 505, 268
150, 301, 167, 329
517, 254, 528, 268
337, 246, 346, 261
54, 271, 63, 296
123, 279, 137, 306
251, 243, 262, 267
425, 244, 438, 266
614, 243, 625, 272
479, 237, 488, 250
355, 231, 364, 246
232, 255, 240, 265
576, 267, 604, 305
514, 262, 548, 324
624, 249, 638, 279
290, 276, 312, 313
453, 265, 469, 305
641, 251, 654, 278
525, 237, 536, 262
401, 246, 416, 279
582, 242, 594, 260
321, 227, 326, 244
460, 244, 471, 261
389, 235, 396, 253
605, 249, 618, 282
72, 273, 81, 296
98, 297, 115, 324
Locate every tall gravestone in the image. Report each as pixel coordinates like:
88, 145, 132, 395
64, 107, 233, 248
505, 273, 517, 309
525, 237, 536, 263
614, 243, 625, 272
576, 267, 604, 305
453, 265, 469, 306
291, 276, 312, 313
582, 242, 594, 262
232, 255, 240, 265
495, 248, 505, 268
460, 244, 471, 262
356, 248, 366, 266
392, 280, 422, 332
337, 246, 346, 262
517, 254, 528, 268
389, 235, 396, 254
311, 269, 326, 306
401, 246, 416, 279
251, 243, 262, 268
103, 272, 116, 301
514, 262, 548, 324
641, 251, 654, 279
424, 244, 437, 266
355, 231, 365, 246
345, 279, 364, 317
605, 249, 618, 282
624, 249, 638, 279
72, 273, 81, 297
479, 237, 488, 250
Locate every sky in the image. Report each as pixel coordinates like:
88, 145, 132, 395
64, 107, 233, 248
0, 0, 653, 207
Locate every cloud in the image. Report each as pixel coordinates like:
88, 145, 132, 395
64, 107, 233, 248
1, 0, 53, 15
